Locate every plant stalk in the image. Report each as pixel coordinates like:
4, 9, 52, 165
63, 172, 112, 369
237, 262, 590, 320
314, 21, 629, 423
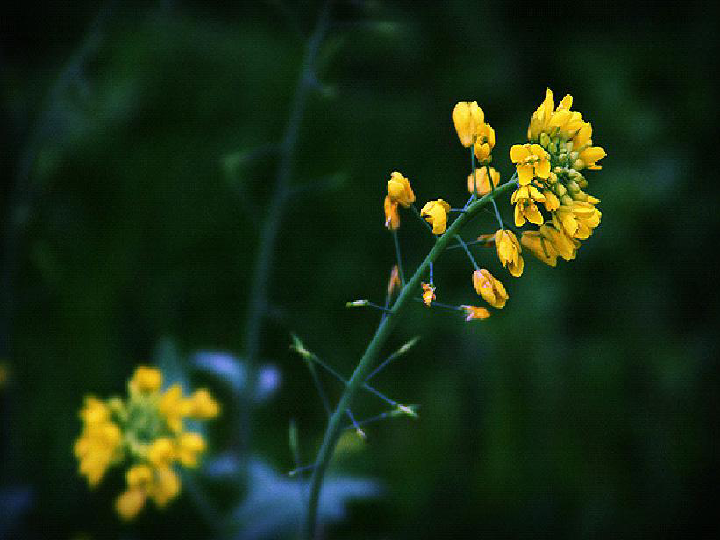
305, 179, 515, 538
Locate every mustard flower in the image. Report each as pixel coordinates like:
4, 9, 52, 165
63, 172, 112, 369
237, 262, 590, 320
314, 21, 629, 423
511, 185, 546, 227
420, 199, 451, 235
510, 143, 551, 186
75, 365, 220, 521
540, 224, 578, 261
384, 196, 400, 230
467, 167, 500, 195
473, 122, 495, 163
495, 229, 524, 277
387, 171, 415, 207
452, 101, 484, 147
472, 269, 509, 309
460, 305, 491, 321
520, 230, 558, 267
421, 282, 436, 306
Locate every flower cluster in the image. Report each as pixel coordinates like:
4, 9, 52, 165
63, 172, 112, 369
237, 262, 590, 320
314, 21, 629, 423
376, 91, 604, 322
74, 366, 220, 521
512, 89, 605, 266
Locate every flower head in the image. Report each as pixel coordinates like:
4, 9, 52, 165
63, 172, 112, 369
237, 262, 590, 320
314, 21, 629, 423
387, 171, 415, 207
472, 269, 509, 309
420, 199, 451, 235
460, 305, 491, 321
495, 229, 524, 277
467, 167, 500, 195
75, 365, 220, 521
421, 282, 436, 307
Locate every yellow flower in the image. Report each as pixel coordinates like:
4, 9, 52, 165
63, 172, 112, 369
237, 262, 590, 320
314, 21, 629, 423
150, 466, 181, 507
460, 305, 491, 321
129, 366, 162, 393
116, 488, 147, 521
420, 199, 451, 235
510, 143, 551, 186
452, 101, 484, 147
467, 167, 500, 195
540, 224, 578, 261
472, 269, 509, 309
187, 388, 220, 419
147, 437, 175, 467
387, 171, 415, 207
421, 282, 436, 306
75, 365, 220, 520
495, 229, 524, 277
520, 230, 557, 267
511, 185, 546, 227
473, 122, 495, 163
176, 432, 206, 467
578, 146, 606, 170
384, 196, 400, 230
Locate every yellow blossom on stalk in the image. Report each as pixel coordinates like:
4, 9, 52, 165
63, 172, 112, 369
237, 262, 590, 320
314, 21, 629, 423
387, 171, 415, 207
511, 184, 545, 227
75, 365, 220, 521
520, 230, 558, 267
384, 196, 400, 230
472, 269, 509, 309
420, 199, 451, 235
467, 167, 500, 195
452, 101, 495, 162
421, 282, 436, 306
510, 143, 551, 186
452, 101, 484, 147
460, 305, 491, 321
494, 229, 524, 277
473, 122, 495, 163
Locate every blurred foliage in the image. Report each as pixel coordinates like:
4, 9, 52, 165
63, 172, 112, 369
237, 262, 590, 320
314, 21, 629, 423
1, 0, 719, 538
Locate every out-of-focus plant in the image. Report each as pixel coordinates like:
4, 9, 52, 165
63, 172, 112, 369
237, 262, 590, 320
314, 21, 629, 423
298, 89, 605, 538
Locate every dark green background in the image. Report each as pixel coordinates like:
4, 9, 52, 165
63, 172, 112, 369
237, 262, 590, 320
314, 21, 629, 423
2, 1, 719, 538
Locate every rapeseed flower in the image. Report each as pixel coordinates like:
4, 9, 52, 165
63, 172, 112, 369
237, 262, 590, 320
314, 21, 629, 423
420, 200, 451, 235
387, 172, 415, 207
472, 269, 508, 309
467, 167, 500, 195
510, 143, 551, 186
75, 366, 220, 521
495, 229, 524, 277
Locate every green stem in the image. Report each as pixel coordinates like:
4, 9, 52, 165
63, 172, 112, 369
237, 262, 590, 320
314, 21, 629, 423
305, 180, 515, 539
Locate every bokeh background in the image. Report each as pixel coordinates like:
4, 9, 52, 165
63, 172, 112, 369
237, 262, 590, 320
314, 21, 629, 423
2, 0, 719, 538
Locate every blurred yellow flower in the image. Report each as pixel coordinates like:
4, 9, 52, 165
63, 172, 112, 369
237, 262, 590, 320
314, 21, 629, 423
420, 199, 451, 235
75, 365, 220, 521
520, 230, 558, 267
472, 269, 509, 309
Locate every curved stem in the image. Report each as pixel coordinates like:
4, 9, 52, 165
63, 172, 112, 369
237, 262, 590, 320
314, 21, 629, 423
305, 180, 515, 538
